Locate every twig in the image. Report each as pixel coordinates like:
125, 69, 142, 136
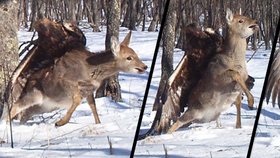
1, 124, 8, 146
27, 127, 37, 149
146, 149, 150, 156
65, 136, 72, 158
163, 144, 168, 158
37, 109, 64, 123
30, 31, 37, 41
18, 39, 37, 57
19, 31, 37, 57
88, 142, 93, 150
3, 60, 14, 148
29, 124, 90, 148
47, 125, 50, 148
107, 136, 113, 155
247, 42, 265, 63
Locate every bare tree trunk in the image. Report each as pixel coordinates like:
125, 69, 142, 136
153, 0, 176, 111
148, 0, 159, 31
28, 0, 36, 31
91, 0, 101, 32
85, 0, 101, 32
68, 0, 77, 22
121, 0, 129, 27
141, 0, 147, 31
96, 0, 122, 102
0, 0, 19, 111
21, 0, 28, 28
175, 0, 186, 49
100, 0, 108, 23
121, 0, 137, 30
128, 0, 137, 30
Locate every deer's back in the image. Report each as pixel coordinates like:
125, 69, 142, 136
23, 49, 93, 106
53, 48, 93, 82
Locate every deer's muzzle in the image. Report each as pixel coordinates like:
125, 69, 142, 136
135, 65, 148, 74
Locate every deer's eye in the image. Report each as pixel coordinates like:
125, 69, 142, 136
127, 56, 133, 60
239, 19, 244, 23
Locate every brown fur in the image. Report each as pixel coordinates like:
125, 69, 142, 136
154, 25, 224, 133
6, 31, 147, 126
167, 9, 258, 133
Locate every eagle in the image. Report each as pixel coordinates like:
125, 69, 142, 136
266, 49, 280, 108
0, 18, 86, 119
139, 22, 256, 139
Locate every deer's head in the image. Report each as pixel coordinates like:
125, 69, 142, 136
111, 31, 147, 74
226, 8, 259, 38
87, 31, 148, 74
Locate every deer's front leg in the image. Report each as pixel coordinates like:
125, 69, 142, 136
235, 94, 242, 128
86, 94, 101, 124
55, 94, 82, 127
227, 70, 254, 108
77, 81, 101, 124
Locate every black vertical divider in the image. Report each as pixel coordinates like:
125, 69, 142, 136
129, 0, 170, 157
247, 17, 280, 158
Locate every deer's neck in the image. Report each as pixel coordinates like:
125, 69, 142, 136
92, 60, 119, 80
88, 51, 120, 81
224, 29, 247, 67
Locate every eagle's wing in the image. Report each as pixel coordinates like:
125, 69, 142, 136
138, 24, 223, 138
266, 49, 280, 108
157, 25, 223, 133
23, 19, 86, 75
3, 18, 86, 106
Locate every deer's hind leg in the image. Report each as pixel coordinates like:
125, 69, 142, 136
55, 93, 82, 127
86, 94, 101, 124
9, 88, 43, 121
167, 110, 195, 133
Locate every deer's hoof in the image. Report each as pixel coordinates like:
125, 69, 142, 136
236, 125, 242, 128
54, 122, 61, 127
55, 120, 66, 127
95, 119, 101, 124
167, 126, 176, 134
248, 105, 254, 110
167, 129, 174, 134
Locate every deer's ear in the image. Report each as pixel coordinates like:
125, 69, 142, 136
111, 36, 120, 56
121, 31, 131, 46
226, 8, 234, 24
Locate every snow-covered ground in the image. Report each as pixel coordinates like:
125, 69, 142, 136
0, 27, 158, 157
0, 25, 279, 158
135, 45, 280, 157
250, 49, 280, 156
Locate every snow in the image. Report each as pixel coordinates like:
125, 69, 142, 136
1, 25, 279, 158
248, 47, 280, 157
0, 28, 158, 157
134, 46, 280, 157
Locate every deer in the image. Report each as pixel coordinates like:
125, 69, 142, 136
3, 31, 148, 127
167, 8, 258, 133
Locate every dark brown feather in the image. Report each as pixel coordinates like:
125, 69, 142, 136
3, 19, 86, 108
266, 49, 280, 108
158, 25, 223, 132
245, 75, 255, 91
141, 24, 224, 135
